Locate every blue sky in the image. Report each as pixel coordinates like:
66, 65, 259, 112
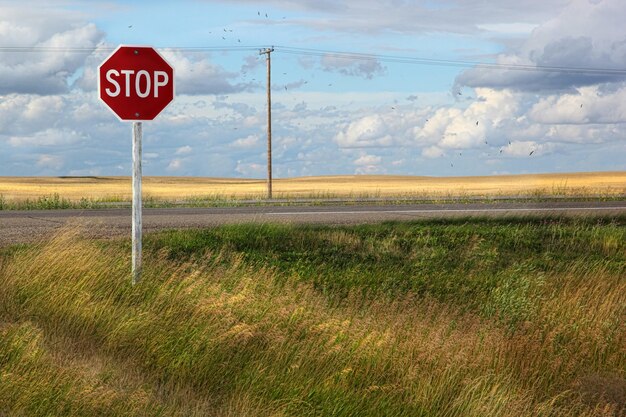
1, 0, 625, 178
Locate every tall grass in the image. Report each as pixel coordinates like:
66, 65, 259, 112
0, 220, 624, 416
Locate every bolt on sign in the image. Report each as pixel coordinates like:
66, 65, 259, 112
98, 46, 175, 284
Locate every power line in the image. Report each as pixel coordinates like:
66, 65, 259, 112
1, 43, 625, 76
274, 46, 626, 76
0, 45, 265, 53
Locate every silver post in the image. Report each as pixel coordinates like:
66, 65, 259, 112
132, 121, 143, 285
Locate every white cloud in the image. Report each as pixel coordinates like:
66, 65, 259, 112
0, 6, 104, 94
160, 49, 242, 95
235, 161, 264, 176
335, 114, 393, 148
320, 54, 385, 79
457, 0, 626, 91
477, 22, 538, 35
354, 154, 381, 165
175, 145, 193, 155
422, 146, 445, 159
8, 128, 86, 147
167, 158, 184, 171
231, 134, 260, 149
501, 140, 556, 157
355, 164, 386, 175
415, 88, 520, 149
36, 154, 64, 170
529, 85, 626, 125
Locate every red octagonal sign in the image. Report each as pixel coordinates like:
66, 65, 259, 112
98, 45, 174, 121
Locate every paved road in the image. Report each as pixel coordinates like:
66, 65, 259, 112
1, 200, 625, 246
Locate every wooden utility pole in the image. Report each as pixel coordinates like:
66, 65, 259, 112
259, 47, 274, 199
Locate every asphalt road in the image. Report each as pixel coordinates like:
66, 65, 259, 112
1, 200, 625, 246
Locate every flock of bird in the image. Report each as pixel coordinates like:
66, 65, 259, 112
126, 10, 570, 164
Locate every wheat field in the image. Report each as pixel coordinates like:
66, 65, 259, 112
0, 171, 625, 202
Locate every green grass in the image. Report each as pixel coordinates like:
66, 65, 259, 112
0, 218, 624, 416
146, 218, 625, 319
1, 191, 625, 210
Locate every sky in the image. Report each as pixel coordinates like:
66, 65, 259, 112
1, 0, 625, 178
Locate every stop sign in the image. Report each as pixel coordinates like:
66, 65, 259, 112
98, 45, 174, 121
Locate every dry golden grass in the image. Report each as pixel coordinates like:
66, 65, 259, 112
1, 223, 624, 416
0, 171, 624, 202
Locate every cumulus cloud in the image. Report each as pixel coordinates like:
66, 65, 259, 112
320, 54, 386, 79
231, 134, 260, 149
335, 114, 393, 147
501, 140, 556, 156
456, 0, 626, 91
241, 54, 263, 73
8, 128, 86, 148
160, 50, 243, 95
0, 6, 104, 95
36, 154, 64, 170
422, 146, 445, 159
175, 145, 193, 155
235, 161, 264, 176
415, 88, 521, 149
352, 152, 386, 174
528, 84, 626, 125
354, 154, 381, 165
167, 158, 184, 171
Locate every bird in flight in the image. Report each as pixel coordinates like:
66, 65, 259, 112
529, 150, 535, 156
476, 121, 479, 126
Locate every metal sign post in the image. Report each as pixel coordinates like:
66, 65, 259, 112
98, 45, 174, 284
132, 121, 142, 285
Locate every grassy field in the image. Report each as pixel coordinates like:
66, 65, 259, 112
0, 218, 624, 416
1, 172, 625, 208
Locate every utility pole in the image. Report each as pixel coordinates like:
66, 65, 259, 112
259, 47, 274, 199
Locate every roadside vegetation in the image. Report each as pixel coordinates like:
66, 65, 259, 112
1, 189, 625, 210
0, 218, 624, 416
